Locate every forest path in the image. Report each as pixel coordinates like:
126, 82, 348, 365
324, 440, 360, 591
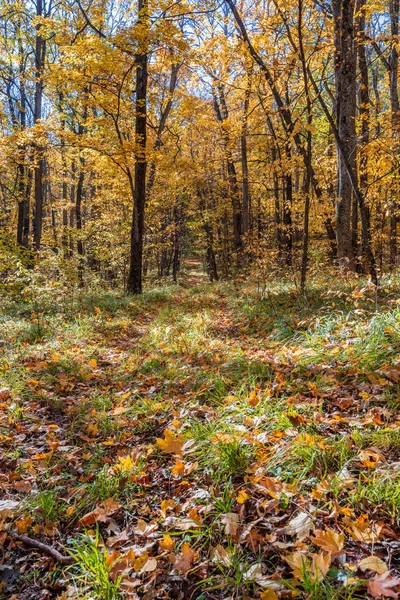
180, 255, 209, 287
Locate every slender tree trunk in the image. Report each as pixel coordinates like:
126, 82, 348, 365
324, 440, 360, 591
333, 0, 357, 268
32, 0, 46, 251
212, 84, 243, 263
127, 0, 148, 294
283, 143, 293, 266
356, 0, 370, 270
241, 62, 253, 239
298, 0, 312, 291
389, 0, 400, 266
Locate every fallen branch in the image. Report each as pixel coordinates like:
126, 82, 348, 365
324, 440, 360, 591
8, 532, 74, 565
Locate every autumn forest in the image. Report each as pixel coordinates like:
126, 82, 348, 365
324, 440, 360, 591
1, 0, 400, 598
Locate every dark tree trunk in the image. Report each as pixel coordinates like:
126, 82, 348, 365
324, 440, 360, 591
298, 0, 312, 291
333, 0, 357, 268
127, 0, 148, 294
356, 0, 370, 270
32, 0, 46, 251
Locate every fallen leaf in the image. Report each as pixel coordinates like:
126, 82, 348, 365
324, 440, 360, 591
236, 490, 249, 504
156, 429, 184, 455
311, 528, 344, 556
260, 591, 278, 600
134, 519, 158, 538
159, 534, 175, 551
281, 511, 313, 540
368, 572, 400, 598
174, 542, 194, 574
359, 556, 388, 575
16, 515, 33, 534
0, 499, 19, 515
80, 499, 121, 526
0, 388, 11, 400
248, 390, 261, 407
221, 512, 239, 536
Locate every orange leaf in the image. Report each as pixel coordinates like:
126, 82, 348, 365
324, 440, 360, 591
174, 542, 194, 574
311, 529, 344, 556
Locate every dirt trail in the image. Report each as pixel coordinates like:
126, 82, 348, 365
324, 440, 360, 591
180, 255, 209, 287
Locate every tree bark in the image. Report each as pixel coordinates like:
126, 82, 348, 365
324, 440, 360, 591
32, 0, 46, 251
241, 61, 253, 239
333, 0, 357, 268
389, 0, 400, 265
127, 0, 148, 294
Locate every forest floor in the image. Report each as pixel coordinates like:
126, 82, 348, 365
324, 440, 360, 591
1, 271, 400, 600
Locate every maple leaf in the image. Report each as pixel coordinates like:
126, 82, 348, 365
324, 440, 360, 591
156, 429, 184, 455
159, 534, 175, 551
173, 542, 194, 574
80, 498, 121, 526
367, 572, 400, 598
311, 528, 344, 555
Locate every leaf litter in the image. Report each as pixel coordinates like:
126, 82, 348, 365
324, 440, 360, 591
0, 280, 400, 598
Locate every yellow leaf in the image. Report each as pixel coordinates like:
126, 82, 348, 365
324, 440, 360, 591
236, 490, 249, 504
260, 591, 278, 600
88, 358, 97, 369
160, 534, 175, 551
156, 429, 184, 455
116, 455, 135, 472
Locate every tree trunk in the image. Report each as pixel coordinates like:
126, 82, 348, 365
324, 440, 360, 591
356, 0, 370, 270
32, 0, 46, 251
333, 0, 357, 268
389, 0, 400, 266
241, 62, 253, 239
212, 84, 243, 262
127, 0, 148, 294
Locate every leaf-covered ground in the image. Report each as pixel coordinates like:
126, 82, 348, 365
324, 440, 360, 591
1, 274, 400, 599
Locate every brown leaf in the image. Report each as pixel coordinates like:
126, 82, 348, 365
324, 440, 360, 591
221, 512, 239, 536
0, 388, 11, 400
367, 572, 400, 598
174, 542, 194, 574
134, 519, 158, 538
80, 498, 121, 526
